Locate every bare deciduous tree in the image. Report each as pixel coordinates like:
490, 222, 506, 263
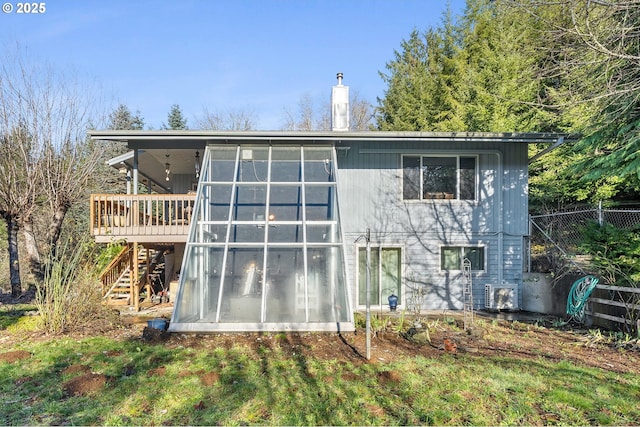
0, 47, 102, 294
0, 126, 40, 296
350, 90, 374, 131
281, 91, 373, 131
514, 0, 640, 112
281, 93, 320, 131
514, 0, 640, 191
40, 132, 102, 258
195, 107, 257, 130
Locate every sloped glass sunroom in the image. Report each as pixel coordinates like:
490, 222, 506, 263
169, 144, 354, 332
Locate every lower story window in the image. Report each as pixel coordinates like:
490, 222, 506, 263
358, 247, 402, 306
441, 246, 485, 271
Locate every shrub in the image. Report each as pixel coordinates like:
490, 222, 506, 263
34, 237, 121, 334
579, 221, 640, 285
95, 241, 126, 272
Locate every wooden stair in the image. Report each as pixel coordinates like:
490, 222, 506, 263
100, 245, 166, 308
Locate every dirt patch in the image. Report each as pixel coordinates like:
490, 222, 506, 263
341, 372, 359, 381
62, 364, 91, 376
142, 326, 171, 343
200, 371, 220, 386
378, 370, 402, 384
365, 403, 386, 418
147, 366, 166, 377
62, 373, 109, 397
2, 296, 640, 376
0, 350, 31, 363
154, 320, 640, 376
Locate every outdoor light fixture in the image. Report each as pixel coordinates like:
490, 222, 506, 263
165, 154, 171, 182
195, 151, 200, 179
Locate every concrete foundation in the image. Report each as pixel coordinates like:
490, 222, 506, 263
522, 272, 583, 316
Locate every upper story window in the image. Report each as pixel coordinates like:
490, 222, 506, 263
403, 155, 477, 200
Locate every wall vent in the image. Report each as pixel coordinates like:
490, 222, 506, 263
484, 284, 518, 310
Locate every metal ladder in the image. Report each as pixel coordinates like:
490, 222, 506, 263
462, 258, 474, 331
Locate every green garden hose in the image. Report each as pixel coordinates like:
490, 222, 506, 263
566, 275, 599, 322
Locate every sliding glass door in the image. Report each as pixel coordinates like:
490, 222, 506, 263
358, 247, 402, 307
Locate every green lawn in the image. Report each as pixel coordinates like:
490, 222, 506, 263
1, 314, 639, 425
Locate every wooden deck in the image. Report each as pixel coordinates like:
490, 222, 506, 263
90, 193, 195, 243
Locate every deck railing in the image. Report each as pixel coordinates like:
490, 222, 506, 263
90, 193, 196, 242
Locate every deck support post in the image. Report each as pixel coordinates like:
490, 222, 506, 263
133, 242, 140, 312
144, 246, 152, 302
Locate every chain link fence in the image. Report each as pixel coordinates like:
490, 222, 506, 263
529, 205, 640, 332
528, 205, 640, 277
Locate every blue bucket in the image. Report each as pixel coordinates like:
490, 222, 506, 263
147, 318, 168, 331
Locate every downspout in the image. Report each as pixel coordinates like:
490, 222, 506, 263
495, 151, 503, 288
528, 136, 565, 164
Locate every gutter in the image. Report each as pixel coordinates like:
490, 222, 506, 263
89, 130, 576, 145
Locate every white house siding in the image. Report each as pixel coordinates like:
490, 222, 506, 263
337, 140, 528, 310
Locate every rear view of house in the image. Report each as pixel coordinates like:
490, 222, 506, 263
90, 79, 571, 332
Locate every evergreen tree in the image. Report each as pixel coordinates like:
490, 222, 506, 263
376, 21, 468, 132
558, 2, 640, 200
374, 0, 600, 210
107, 104, 144, 130
163, 104, 188, 130
517, 0, 640, 205
376, 29, 432, 131
460, 0, 549, 131
375, 2, 555, 132
89, 104, 146, 198
426, 8, 467, 131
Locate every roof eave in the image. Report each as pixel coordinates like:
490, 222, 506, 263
88, 129, 579, 145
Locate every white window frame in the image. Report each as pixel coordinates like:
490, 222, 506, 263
355, 244, 404, 309
439, 245, 486, 272
402, 154, 478, 201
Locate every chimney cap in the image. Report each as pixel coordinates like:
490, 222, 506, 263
336, 72, 344, 85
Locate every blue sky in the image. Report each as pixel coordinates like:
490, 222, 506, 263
1, 0, 466, 130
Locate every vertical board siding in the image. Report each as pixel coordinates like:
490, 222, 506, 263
338, 140, 528, 310
501, 144, 529, 236
172, 174, 195, 194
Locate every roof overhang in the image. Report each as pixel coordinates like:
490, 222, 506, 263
93, 130, 578, 190
90, 129, 578, 148
106, 150, 176, 193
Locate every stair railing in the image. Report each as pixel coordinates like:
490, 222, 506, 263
100, 245, 167, 307
99, 245, 132, 298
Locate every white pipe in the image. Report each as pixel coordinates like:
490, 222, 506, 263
495, 151, 504, 288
